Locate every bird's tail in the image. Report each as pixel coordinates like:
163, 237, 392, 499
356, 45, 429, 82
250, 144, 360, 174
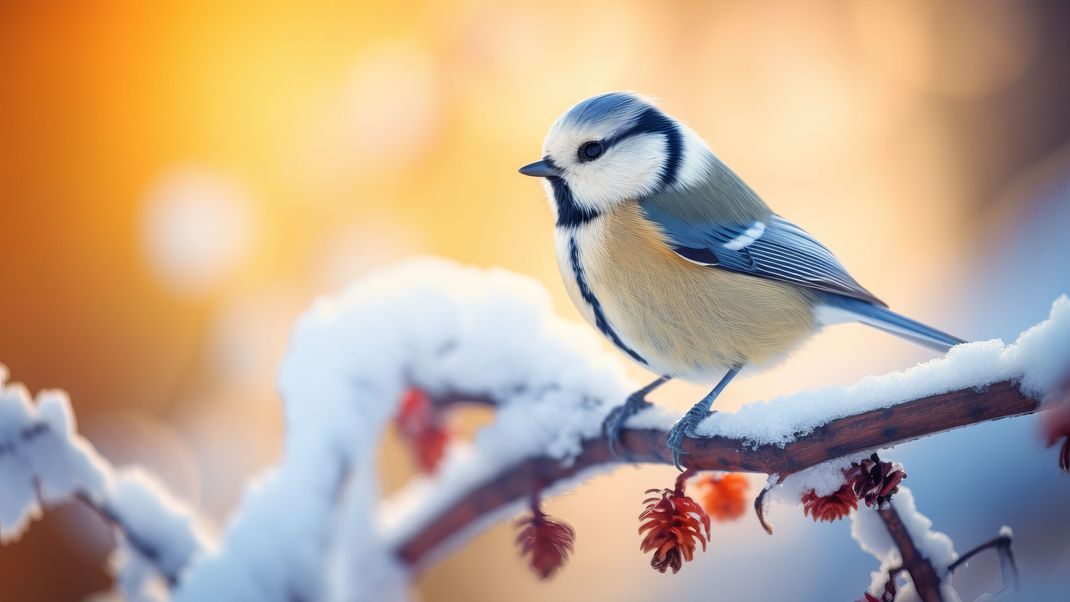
817, 294, 966, 352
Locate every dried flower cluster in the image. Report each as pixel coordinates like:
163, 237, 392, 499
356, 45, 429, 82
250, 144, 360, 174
799, 454, 904, 521
850, 454, 906, 509
801, 483, 858, 523
639, 470, 711, 573
692, 472, 749, 522
515, 505, 576, 580
394, 388, 450, 473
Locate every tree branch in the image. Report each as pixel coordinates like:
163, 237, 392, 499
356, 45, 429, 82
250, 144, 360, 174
73, 491, 182, 587
876, 505, 944, 602
398, 379, 1039, 567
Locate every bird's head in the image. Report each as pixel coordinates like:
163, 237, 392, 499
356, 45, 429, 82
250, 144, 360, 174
520, 92, 705, 225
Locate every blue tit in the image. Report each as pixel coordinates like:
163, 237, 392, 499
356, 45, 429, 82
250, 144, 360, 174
519, 92, 965, 469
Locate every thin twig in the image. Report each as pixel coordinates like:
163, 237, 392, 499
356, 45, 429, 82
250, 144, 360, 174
870, 566, 904, 602
73, 491, 180, 587
753, 474, 784, 535
7, 415, 196, 589
947, 531, 1021, 597
876, 505, 944, 602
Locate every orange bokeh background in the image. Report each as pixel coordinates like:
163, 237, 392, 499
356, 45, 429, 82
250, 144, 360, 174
2, 1, 1069, 600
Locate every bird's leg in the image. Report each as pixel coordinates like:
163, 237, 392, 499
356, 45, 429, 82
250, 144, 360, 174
666, 365, 742, 471
602, 375, 671, 459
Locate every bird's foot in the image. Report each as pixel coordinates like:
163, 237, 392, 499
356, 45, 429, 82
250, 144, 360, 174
602, 392, 654, 460
666, 406, 716, 471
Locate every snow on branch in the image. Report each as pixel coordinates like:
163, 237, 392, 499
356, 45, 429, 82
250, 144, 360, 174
0, 367, 211, 601
852, 487, 1021, 602
177, 259, 636, 601
1, 258, 1068, 601
853, 487, 958, 601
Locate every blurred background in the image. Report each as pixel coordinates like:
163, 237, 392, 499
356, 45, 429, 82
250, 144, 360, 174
2, 0, 1069, 600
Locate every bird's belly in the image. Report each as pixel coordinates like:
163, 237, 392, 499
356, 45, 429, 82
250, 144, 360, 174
555, 207, 818, 381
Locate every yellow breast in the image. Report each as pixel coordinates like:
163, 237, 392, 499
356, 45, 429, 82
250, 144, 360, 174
555, 201, 817, 381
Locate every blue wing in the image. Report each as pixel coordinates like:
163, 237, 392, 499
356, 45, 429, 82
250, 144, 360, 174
646, 210, 886, 306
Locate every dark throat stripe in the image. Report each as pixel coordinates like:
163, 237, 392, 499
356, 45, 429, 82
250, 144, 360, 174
567, 234, 648, 365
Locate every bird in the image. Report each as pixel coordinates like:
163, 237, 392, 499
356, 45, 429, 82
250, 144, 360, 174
518, 91, 965, 470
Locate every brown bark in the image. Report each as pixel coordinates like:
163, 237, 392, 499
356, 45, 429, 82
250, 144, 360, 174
877, 505, 944, 602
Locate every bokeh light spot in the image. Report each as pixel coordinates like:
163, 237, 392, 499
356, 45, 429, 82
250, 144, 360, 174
140, 167, 259, 297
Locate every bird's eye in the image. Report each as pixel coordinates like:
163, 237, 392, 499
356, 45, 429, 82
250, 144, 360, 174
578, 141, 605, 162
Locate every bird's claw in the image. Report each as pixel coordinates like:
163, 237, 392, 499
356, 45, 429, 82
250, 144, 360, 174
665, 422, 692, 471
666, 406, 714, 471
602, 394, 653, 460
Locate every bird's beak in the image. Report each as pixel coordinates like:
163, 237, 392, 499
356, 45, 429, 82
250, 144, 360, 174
518, 159, 561, 178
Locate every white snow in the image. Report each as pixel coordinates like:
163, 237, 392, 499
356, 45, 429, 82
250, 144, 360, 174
851, 487, 958, 601
0, 367, 210, 601
107, 469, 211, 594
773, 455, 862, 501
176, 258, 631, 601
688, 295, 1070, 446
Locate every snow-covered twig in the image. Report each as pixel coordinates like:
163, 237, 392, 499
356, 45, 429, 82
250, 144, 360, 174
854, 487, 1021, 602
875, 504, 945, 602
0, 367, 211, 601
853, 487, 959, 602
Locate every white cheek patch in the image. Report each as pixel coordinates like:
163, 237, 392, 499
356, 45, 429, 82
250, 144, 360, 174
566, 133, 667, 211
